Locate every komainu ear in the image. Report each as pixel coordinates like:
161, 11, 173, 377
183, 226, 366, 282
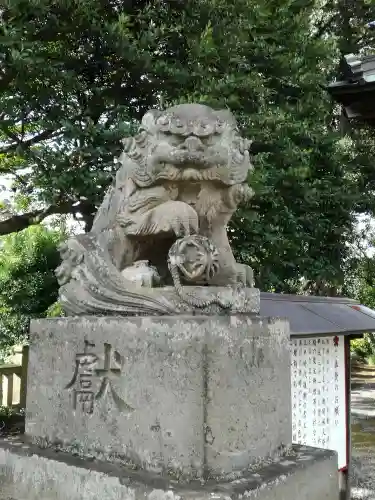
120, 137, 134, 152
141, 109, 163, 132
244, 139, 253, 152
215, 109, 237, 128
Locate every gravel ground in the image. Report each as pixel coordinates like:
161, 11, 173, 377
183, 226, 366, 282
350, 364, 375, 499
351, 452, 375, 499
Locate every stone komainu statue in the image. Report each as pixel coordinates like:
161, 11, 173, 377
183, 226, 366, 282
56, 104, 259, 315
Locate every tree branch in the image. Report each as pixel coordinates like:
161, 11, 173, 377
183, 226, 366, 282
0, 128, 60, 154
0, 201, 77, 235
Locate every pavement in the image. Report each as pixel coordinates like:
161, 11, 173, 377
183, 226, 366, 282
351, 363, 375, 499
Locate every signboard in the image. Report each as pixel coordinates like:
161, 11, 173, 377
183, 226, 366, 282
291, 335, 347, 470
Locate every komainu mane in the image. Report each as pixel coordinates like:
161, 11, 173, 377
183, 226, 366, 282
56, 103, 259, 316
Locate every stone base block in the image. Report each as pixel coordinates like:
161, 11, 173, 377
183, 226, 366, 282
26, 315, 291, 477
0, 438, 338, 500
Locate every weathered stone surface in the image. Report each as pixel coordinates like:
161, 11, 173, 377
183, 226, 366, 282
205, 316, 291, 474
26, 315, 290, 477
57, 232, 261, 316
56, 104, 257, 317
0, 439, 339, 500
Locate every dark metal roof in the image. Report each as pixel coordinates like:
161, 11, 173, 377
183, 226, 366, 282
259, 292, 375, 337
326, 53, 375, 125
328, 53, 375, 88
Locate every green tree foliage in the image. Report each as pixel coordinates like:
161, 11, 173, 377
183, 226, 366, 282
0, 0, 374, 293
0, 225, 63, 352
344, 248, 375, 361
314, 0, 375, 57
317, 0, 375, 300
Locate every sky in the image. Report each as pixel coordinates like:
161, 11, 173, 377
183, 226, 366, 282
0, 174, 84, 234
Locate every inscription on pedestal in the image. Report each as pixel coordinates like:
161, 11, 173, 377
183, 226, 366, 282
65, 339, 134, 415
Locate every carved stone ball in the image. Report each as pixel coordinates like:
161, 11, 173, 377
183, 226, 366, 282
168, 235, 220, 284
121, 260, 161, 288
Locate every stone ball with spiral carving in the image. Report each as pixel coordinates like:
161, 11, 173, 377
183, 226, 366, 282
168, 235, 220, 284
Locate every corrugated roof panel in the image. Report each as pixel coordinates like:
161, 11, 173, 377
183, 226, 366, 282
260, 292, 356, 305
259, 293, 375, 336
301, 302, 375, 333
259, 299, 339, 335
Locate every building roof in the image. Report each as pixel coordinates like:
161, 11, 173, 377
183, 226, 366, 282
260, 292, 375, 337
326, 53, 375, 124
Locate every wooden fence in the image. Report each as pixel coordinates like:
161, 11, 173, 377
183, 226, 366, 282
0, 346, 28, 410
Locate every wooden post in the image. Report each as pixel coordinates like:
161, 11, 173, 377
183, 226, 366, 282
0, 373, 3, 407
339, 336, 351, 500
20, 345, 29, 410
6, 373, 13, 408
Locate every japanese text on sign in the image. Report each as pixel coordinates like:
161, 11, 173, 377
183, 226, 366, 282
291, 335, 347, 470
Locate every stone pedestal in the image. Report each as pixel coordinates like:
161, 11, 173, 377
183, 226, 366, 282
0, 438, 338, 500
25, 315, 291, 477
0, 315, 339, 499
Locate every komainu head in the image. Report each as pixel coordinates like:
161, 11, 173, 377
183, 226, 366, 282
120, 103, 253, 188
